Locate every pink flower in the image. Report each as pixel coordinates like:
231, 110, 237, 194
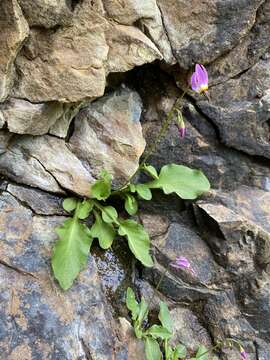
191, 64, 208, 94
176, 110, 186, 139
171, 256, 195, 275
240, 348, 248, 360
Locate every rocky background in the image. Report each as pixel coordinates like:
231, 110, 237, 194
0, 0, 270, 359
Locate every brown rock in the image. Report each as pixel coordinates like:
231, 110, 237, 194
18, 0, 72, 28
157, 0, 263, 68
0, 0, 29, 102
0, 98, 64, 135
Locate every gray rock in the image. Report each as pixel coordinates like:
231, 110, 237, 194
0, 191, 123, 359
197, 58, 270, 158
13, 0, 162, 103
169, 307, 212, 353
0, 132, 93, 196
156, 0, 263, 69
103, 0, 175, 64
208, 0, 270, 83
69, 87, 146, 188
7, 183, 65, 215
1, 98, 64, 135
0, 0, 29, 102
18, 0, 72, 28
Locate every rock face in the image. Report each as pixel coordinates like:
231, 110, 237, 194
0, 88, 145, 196
0, 0, 29, 102
0, 0, 270, 359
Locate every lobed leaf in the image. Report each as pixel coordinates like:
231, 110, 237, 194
101, 206, 118, 224
91, 211, 115, 249
63, 197, 77, 212
143, 164, 159, 179
158, 301, 173, 333
148, 164, 210, 200
126, 287, 139, 321
144, 337, 162, 360
146, 325, 171, 340
52, 214, 92, 290
136, 184, 152, 200
77, 199, 94, 220
118, 219, 154, 267
91, 171, 112, 200
125, 194, 138, 215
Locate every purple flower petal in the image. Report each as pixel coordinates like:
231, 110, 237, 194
240, 350, 248, 360
171, 256, 195, 275
190, 64, 209, 93
191, 72, 199, 91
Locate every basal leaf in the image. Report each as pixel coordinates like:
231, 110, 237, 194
77, 200, 94, 220
91, 171, 112, 200
196, 345, 209, 360
148, 164, 210, 200
125, 194, 138, 215
158, 301, 173, 333
101, 206, 118, 224
146, 325, 171, 340
138, 298, 148, 324
91, 211, 115, 249
143, 164, 159, 179
126, 287, 139, 321
63, 198, 77, 212
118, 219, 154, 267
52, 215, 92, 290
144, 337, 162, 360
136, 184, 152, 200
173, 344, 187, 359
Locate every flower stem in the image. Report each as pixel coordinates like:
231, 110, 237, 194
112, 89, 187, 194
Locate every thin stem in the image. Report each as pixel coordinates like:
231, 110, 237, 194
112, 89, 187, 194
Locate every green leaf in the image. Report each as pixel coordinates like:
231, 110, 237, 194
196, 345, 209, 360
118, 219, 154, 267
148, 164, 210, 200
90, 211, 115, 249
211, 356, 219, 360
136, 184, 152, 200
173, 344, 187, 359
144, 337, 162, 360
101, 206, 118, 224
91, 171, 112, 200
158, 302, 173, 333
126, 287, 139, 321
63, 198, 77, 212
77, 200, 94, 220
143, 164, 159, 179
146, 325, 171, 340
52, 214, 92, 290
125, 194, 138, 215
129, 184, 136, 193
138, 298, 148, 324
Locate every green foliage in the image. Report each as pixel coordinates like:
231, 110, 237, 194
118, 219, 154, 267
63, 197, 77, 212
143, 164, 159, 179
91, 170, 112, 200
125, 288, 219, 360
158, 302, 173, 333
148, 164, 210, 200
145, 337, 162, 360
52, 163, 210, 291
124, 194, 138, 215
90, 211, 115, 249
52, 205, 92, 290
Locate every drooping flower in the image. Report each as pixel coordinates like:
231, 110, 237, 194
176, 110, 186, 139
191, 64, 208, 94
171, 256, 195, 275
240, 346, 248, 360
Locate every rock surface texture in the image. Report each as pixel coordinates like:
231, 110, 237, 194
0, 0, 270, 359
